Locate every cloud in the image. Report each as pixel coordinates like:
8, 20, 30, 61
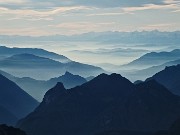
172, 9, 180, 12
0, 0, 174, 9
0, 27, 50, 36
0, 0, 179, 36
0, 0, 27, 4
48, 22, 116, 34
164, 0, 180, 4
69, 0, 166, 8
0, 6, 90, 20
122, 3, 178, 12
0, 6, 89, 16
0, 0, 179, 16
87, 12, 131, 16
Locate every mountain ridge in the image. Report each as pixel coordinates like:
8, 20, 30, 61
0, 46, 70, 63
121, 49, 180, 69
0, 53, 106, 80
0, 70, 87, 101
0, 74, 39, 120
17, 73, 180, 135
146, 64, 180, 96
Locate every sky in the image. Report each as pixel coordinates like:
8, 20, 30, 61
0, 0, 180, 36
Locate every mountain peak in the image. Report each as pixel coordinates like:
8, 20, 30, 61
93, 73, 128, 83
138, 79, 163, 89
147, 64, 180, 96
64, 71, 73, 76
171, 49, 180, 53
136, 80, 175, 98
43, 82, 66, 104
55, 82, 65, 89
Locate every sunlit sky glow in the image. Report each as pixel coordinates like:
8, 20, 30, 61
0, 0, 180, 36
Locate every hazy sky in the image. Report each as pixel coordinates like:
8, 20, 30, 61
0, 0, 180, 36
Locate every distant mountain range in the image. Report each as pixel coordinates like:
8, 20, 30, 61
17, 73, 180, 135
120, 49, 180, 81
147, 64, 180, 96
0, 52, 106, 80
1, 31, 180, 44
121, 49, 180, 70
49, 71, 87, 89
0, 70, 87, 101
0, 46, 70, 63
127, 59, 180, 81
0, 74, 38, 125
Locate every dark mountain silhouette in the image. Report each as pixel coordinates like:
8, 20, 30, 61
17, 74, 180, 135
0, 46, 70, 63
17, 74, 135, 135
0, 106, 17, 125
154, 118, 180, 135
147, 64, 180, 96
170, 119, 180, 131
0, 74, 39, 121
0, 70, 87, 101
121, 49, 180, 70
0, 53, 106, 80
0, 124, 27, 135
95, 130, 151, 135
126, 80, 180, 131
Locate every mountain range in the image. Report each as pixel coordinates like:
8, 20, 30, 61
121, 49, 180, 70
0, 74, 39, 125
1, 31, 180, 44
0, 46, 70, 63
0, 70, 87, 101
0, 53, 106, 80
0, 44, 180, 135
124, 60, 180, 82
17, 73, 180, 135
147, 64, 180, 96
120, 49, 180, 81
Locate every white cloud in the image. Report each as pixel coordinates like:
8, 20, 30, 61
0, 6, 89, 16
0, 27, 50, 36
122, 3, 178, 12
0, 0, 170, 9
0, 0, 179, 36
87, 12, 131, 16
0, 0, 27, 4
164, 0, 180, 4
48, 22, 116, 35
